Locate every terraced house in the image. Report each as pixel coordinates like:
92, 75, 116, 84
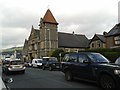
89, 34, 106, 49
105, 23, 120, 48
22, 9, 89, 61
89, 23, 120, 49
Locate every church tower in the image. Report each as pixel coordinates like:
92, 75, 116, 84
39, 9, 58, 56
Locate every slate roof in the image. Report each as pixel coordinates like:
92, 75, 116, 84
34, 29, 40, 37
89, 34, 105, 44
29, 26, 40, 39
43, 9, 58, 25
106, 23, 120, 37
58, 32, 89, 48
96, 34, 105, 43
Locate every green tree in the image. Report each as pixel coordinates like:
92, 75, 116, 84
49, 49, 65, 62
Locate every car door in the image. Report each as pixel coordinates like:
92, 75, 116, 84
73, 54, 94, 80
67, 54, 78, 75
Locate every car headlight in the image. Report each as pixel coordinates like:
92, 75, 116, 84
114, 70, 120, 75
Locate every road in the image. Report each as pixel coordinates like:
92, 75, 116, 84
2, 67, 102, 89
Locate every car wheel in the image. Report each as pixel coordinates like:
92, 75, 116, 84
65, 71, 73, 81
42, 66, 45, 70
49, 66, 52, 71
100, 74, 116, 89
21, 70, 25, 74
32, 64, 35, 68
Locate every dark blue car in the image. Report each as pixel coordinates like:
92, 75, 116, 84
61, 52, 120, 90
42, 57, 60, 71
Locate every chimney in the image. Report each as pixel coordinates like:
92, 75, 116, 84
103, 31, 107, 36
72, 31, 74, 35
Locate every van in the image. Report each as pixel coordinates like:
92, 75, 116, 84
32, 59, 43, 68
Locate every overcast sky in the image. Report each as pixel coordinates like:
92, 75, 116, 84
0, 0, 119, 49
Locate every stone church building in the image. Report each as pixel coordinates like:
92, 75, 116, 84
22, 9, 89, 61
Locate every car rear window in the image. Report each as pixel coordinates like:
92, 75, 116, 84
37, 60, 42, 63
49, 58, 58, 62
11, 61, 23, 65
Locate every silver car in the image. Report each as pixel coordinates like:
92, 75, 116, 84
2, 59, 26, 74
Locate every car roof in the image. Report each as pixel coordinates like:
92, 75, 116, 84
33, 59, 43, 60
67, 52, 99, 55
4, 59, 21, 61
42, 57, 57, 59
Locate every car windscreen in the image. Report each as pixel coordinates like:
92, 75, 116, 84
115, 57, 120, 64
88, 53, 109, 63
49, 58, 58, 62
37, 60, 42, 63
11, 61, 24, 65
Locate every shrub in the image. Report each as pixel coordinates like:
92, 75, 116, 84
49, 49, 65, 62
81, 48, 120, 63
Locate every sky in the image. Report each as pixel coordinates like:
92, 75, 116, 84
0, 0, 119, 49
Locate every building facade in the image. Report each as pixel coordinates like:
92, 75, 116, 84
23, 9, 89, 61
105, 23, 120, 48
89, 34, 106, 49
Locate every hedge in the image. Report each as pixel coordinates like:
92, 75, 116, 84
81, 48, 120, 63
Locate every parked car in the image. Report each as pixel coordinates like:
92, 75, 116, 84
24, 62, 32, 67
2, 59, 26, 74
61, 52, 120, 89
115, 56, 120, 65
42, 57, 60, 71
32, 59, 43, 68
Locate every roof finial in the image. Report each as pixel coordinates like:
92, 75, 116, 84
32, 25, 34, 30
72, 31, 75, 35
47, 5, 50, 9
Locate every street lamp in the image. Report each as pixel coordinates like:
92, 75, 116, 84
59, 53, 61, 62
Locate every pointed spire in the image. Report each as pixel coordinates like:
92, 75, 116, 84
43, 9, 58, 25
32, 25, 34, 29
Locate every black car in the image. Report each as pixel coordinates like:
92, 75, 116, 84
61, 52, 120, 89
115, 56, 120, 65
42, 57, 60, 71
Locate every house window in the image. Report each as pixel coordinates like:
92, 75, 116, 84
92, 43, 94, 48
97, 41, 101, 48
114, 36, 120, 45
69, 54, 77, 62
78, 54, 88, 63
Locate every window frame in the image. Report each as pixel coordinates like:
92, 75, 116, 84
114, 35, 120, 45
78, 54, 89, 63
68, 54, 78, 63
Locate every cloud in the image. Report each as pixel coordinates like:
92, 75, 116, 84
0, 5, 40, 49
58, 11, 117, 38
1, 27, 30, 49
0, 7, 39, 29
0, 0, 119, 49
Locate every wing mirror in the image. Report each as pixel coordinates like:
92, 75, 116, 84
83, 60, 90, 64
